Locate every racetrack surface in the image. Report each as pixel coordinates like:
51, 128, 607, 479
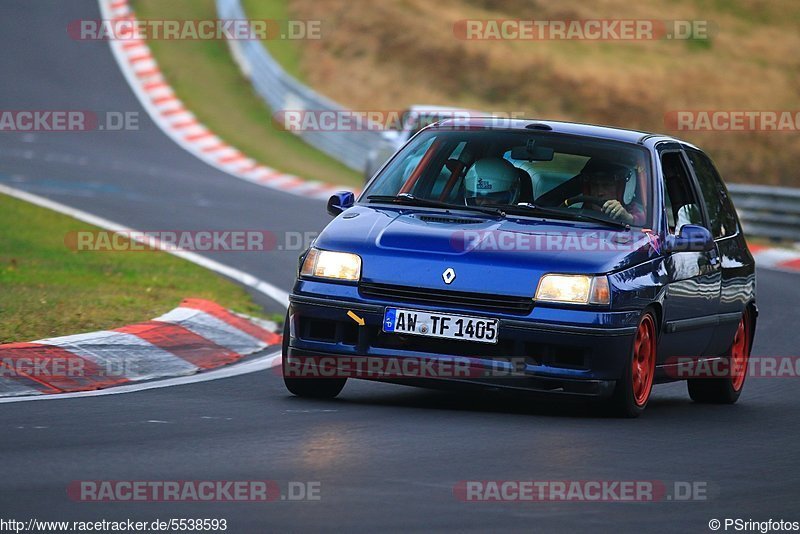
1, 2, 798, 532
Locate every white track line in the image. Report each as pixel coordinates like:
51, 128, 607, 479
0, 350, 281, 403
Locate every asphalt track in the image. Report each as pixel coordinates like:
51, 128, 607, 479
1, 2, 799, 532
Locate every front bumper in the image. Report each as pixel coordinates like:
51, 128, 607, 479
287, 285, 640, 399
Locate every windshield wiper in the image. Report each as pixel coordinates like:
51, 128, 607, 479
502, 203, 631, 230
366, 194, 505, 217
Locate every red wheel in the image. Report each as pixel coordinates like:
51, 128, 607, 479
730, 314, 750, 392
688, 308, 752, 404
609, 310, 658, 417
632, 314, 657, 407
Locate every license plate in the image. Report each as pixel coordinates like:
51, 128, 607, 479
382, 308, 498, 344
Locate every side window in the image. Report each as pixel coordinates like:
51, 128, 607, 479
686, 150, 738, 239
368, 136, 435, 197
660, 152, 704, 235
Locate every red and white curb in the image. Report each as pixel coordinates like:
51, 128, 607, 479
749, 244, 800, 273
0, 298, 281, 398
98, 0, 352, 200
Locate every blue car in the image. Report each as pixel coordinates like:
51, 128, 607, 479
283, 118, 757, 417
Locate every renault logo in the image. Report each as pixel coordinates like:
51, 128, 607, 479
442, 267, 456, 285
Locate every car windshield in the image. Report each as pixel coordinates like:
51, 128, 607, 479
362, 128, 654, 228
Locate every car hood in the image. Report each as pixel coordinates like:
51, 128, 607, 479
314, 206, 657, 297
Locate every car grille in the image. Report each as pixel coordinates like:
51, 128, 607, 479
358, 282, 534, 315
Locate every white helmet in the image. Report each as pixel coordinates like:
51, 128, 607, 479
464, 157, 520, 206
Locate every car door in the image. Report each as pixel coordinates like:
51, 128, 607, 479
684, 147, 748, 356
658, 145, 722, 360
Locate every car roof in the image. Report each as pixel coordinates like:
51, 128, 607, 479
432, 117, 696, 147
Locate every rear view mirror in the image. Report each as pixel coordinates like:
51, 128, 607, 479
327, 191, 355, 216
510, 144, 555, 161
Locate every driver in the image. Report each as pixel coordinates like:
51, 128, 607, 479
464, 157, 520, 206
578, 159, 644, 225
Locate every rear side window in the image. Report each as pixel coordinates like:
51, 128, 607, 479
686, 150, 738, 238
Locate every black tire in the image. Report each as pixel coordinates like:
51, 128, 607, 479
607, 310, 658, 418
281, 311, 346, 399
688, 309, 751, 404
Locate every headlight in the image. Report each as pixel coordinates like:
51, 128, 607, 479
535, 274, 610, 305
300, 248, 362, 281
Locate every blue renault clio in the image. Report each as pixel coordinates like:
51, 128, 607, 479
283, 118, 757, 417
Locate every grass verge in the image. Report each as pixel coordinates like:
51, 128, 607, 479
132, 0, 361, 188
0, 194, 267, 343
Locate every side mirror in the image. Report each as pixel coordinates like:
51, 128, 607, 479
327, 191, 355, 216
665, 224, 714, 253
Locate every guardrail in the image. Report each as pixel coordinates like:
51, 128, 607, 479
215, 0, 799, 242
728, 185, 800, 242
215, 0, 383, 173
